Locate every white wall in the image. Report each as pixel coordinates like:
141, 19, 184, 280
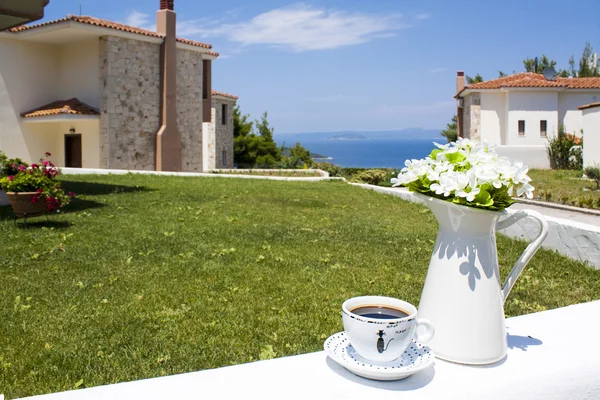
0, 39, 59, 161
506, 91, 558, 145
582, 108, 600, 168
59, 40, 101, 108
480, 92, 505, 145
495, 145, 550, 169
0, 38, 101, 165
558, 92, 600, 136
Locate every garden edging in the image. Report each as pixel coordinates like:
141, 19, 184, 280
351, 183, 600, 269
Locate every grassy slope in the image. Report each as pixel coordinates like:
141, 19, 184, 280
0, 175, 598, 398
528, 169, 600, 209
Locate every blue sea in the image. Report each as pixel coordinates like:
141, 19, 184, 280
275, 132, 440, 169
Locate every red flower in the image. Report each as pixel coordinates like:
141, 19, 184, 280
18, 165, 26, 172
7, 175, 14, 181
36, 188, 43, 193
31, 163, 38, 169
42, 161, 49, 166
68, 192, 76, 198
45, 152, 51, 157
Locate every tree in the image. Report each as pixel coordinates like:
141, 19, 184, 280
441, 115, 458, 143
466, 73, 483, 84
577, 42, 599, 77
523, 55, 558, 73
233, 105, 252, 138
253, 112, 281, 167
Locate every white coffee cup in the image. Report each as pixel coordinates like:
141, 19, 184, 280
342, 296, 435, 363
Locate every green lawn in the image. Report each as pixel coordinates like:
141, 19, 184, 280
528, 169, 600, 209
1, 175, 599, 399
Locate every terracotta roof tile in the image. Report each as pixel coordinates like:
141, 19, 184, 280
461, 73, 600, 95
579, 102, 600, 110
212, 90, 239, 100
9, 15, 212, 50
21, 98, 100, 118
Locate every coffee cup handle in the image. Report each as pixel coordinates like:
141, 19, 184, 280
416, 318, 435, 343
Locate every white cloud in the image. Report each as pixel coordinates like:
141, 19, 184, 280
415, 13, 430, 20
123, 10, 155, 31
176, 5, 407, 52
369, 101, 455, 117
428, 67, 447, 74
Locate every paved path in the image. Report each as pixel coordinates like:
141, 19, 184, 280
511, 201, 600, 227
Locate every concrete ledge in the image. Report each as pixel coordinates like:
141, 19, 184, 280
351, 183, 600, 269
60, 168, 340, 182
210, 168, 330, 178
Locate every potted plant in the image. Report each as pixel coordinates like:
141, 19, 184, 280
391, 139, 549, 365
0, 152, 74, 218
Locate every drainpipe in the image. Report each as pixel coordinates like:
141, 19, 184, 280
155, 0, 181, 171
456, 71, 465, 139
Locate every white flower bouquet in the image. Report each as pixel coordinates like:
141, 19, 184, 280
391, 139, 534, 211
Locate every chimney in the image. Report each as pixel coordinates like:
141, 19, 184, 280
155, 0, 181, 171
456, 71, 465, 93
456, 71, 465, 139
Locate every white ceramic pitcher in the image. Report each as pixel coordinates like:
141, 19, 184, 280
416, 194, 549, 365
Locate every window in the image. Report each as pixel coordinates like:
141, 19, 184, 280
518, 120, 525, 136
540, 120, 547, 137
202, 60, 210, 100
221, 104, 228, 125
222, 150, 227, 167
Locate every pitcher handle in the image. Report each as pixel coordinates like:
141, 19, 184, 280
496, 209, 549, 304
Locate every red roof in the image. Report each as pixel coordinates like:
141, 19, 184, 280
459, 73, 600, 96
21, 98, 100, 118
8, 15, 213, 50
211, 90, 238, 100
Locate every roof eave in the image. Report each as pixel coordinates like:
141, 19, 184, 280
22, 114, 100, 123
4, 20, 165, 44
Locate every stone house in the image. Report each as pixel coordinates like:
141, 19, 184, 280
0, 0, 237, 172
454, 71, 600, 168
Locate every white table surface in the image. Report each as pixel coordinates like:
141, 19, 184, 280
17, 300, 600, 400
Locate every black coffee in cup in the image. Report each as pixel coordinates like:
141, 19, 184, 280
350, 304, 409, 319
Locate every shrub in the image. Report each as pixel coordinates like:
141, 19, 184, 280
313, 162, 343, 177
547, 126, 583, 170
584, 165, 600, 190
351, 169, 388, 185
0, 153, 73, 212
0, 151, 28, 177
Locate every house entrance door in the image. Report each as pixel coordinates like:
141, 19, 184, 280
65, 134, 82, 168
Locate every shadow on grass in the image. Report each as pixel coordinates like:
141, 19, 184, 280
0, 198, 105, 222
60, 180, 154, 196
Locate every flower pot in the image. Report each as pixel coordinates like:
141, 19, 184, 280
415, 193, 549, 365
6, 192, 46, 218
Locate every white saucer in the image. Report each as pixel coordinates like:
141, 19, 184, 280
324, 331, 435, 381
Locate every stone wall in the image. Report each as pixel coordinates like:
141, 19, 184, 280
463, 93, 481, 140
177, 49, 204, 172
99, 36, 160, 170
213, 98, 235, 169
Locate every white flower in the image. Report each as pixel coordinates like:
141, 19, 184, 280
457, 187, 480, 202
516, 182, 534, 199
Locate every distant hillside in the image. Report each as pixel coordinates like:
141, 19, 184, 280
327, 133, 368, 140
275, 128, 442, 142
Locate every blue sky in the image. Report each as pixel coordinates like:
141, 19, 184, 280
41, 0, 599, 133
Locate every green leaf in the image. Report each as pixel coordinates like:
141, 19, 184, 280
74, 379, 84, 388
429, 149, 442, 160
445, 152, 466, 164
473, 190, 493, 207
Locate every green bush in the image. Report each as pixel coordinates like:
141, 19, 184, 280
547, 126, 583, 170
351, 169, 388, 185
313, 162, 343, 177
0, 151, 29, 177
584, 165, 600, 190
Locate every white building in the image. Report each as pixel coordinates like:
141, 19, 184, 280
580, 102, 600, 168
0, 1, 237, 172
455, 71, 600, 168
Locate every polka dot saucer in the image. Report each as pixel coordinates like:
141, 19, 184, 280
324, 331, 435, 381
